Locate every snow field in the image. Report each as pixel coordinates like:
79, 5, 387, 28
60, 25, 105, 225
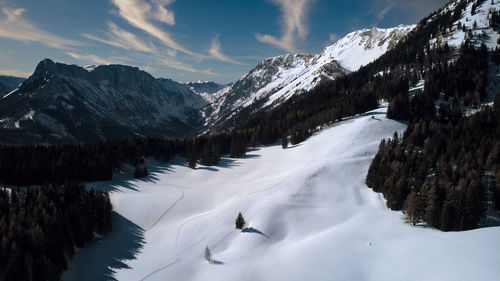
66, 105, 500, 281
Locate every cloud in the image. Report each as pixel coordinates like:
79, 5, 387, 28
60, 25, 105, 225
110, 0, 198, 57
66, 52, 115, 65
159, 57, 215, 75
256, 0, 316, 52
0, 7, 81, 49
83, 22, 157, 53
377, 2, 398, 22
0, 69, 31, 78
208, 36, 242, 65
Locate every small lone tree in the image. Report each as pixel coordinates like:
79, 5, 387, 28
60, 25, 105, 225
204, 246, 212, 263
282, 133, 288, 149
235, 212, 246, 229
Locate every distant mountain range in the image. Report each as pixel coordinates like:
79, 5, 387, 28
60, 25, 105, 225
185, 81, 231, 103
0, 24, 416, 144
5, 0, 498, 145
0, 59, 207, 144
0, 76, 25, 97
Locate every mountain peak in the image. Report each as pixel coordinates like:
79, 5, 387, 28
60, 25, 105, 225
324, 24, 416, 71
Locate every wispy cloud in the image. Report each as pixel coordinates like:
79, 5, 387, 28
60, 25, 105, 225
377, 1, 397, 22
158, 56, 214, 75
66, 52, 115, 65
0, 69, 31, 78
0, 7, 81, 49
208, 36, 242, 65
256, 0, 316, 52
83, 22, 157, 53
110, 0, 198, 57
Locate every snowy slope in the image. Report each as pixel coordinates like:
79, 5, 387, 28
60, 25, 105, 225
64, 104, 500, 281
431, 0, 499, 49
203, 25, 414, 132
325, 25, 416, 71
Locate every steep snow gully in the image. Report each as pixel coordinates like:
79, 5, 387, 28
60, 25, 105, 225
63, 105, 500, 281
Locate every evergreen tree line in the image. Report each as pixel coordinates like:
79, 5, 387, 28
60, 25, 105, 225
367, 41, 499, 231
367, 100, 500, 231
0, 183, 112, 280
0, 131, 255, 185
387, 42, 489, 121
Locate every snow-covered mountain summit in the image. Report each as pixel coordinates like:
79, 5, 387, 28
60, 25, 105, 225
325, 25, 416, 71
0, 59, 207, 144
202, 53, 348, 131
202, 25, 415, 132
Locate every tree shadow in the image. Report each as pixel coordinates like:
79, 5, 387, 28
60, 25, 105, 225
217, 158, 241, 169
62, 212, 145, 281
86, 161, 176, 193
211, 260, 225, 265
242, 154, 260, 159
242, 227, 270, 239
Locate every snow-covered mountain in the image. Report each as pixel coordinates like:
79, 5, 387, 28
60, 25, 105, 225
0, 59, 207, 144
0, 75, 25, 97
186, 81, 230, 103
202, 53, 348, 131
429, 0, 499, 49
202, 25, 415, 132
325, 25, 416, 71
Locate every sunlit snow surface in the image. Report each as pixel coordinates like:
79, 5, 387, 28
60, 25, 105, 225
64, 105, 500, 281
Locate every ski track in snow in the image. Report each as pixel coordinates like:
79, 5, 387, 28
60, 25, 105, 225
146, 185, 184, 231
138, 258, 181, 281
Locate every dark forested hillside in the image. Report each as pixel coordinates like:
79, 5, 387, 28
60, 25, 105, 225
0, 183, 112, 281
367, 100, 500, 230
366, 41, 498, 231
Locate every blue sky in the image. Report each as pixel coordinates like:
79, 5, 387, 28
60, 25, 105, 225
0, 0, 448, 83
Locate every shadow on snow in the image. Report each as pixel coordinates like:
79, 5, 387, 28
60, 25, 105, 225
242, 227, 270, 239
62, 212, 145, 281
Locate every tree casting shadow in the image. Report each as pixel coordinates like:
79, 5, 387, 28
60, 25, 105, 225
62, 212, 145, 281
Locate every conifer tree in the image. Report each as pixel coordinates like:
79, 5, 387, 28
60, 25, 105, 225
235, 212, 246, 229
282, 133, 288, 149
204, 246, 212, 263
